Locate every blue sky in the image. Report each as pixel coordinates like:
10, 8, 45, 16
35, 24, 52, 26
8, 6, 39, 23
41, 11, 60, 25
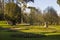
27, 0, 60, 14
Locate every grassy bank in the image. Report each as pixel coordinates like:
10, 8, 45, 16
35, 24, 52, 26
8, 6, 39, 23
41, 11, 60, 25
0, 21, 60, 40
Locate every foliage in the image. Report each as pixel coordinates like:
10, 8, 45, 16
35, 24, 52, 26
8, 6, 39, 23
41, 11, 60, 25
43, 7, 59, 25
0, 11, 4, 20
57, 0, 60, 5
23, 13, 29, 23
28, 7, 44, 25
4, 3, 21, 25
0, 1, 4, 20
0, 0, 60, 26
19, 0, 34, 3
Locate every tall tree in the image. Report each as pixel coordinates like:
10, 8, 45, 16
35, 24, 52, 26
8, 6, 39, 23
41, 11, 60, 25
18, 0, 34, 23
3, 0, 34, 24
28, 7, 43, 25
43, 7, 59, 25
28, 7, 36, 25
0, 0, 4, 20
4, 3, 21, 25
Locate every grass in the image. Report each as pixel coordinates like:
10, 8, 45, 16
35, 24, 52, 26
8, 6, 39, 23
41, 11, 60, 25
0, 21, 60, 40
0, 31, 60, 40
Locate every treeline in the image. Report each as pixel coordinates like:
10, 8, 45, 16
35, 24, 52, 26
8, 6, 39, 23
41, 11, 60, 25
0, 1, 60, 25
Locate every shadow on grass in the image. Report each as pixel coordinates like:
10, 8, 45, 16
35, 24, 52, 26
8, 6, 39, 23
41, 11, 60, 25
0, 26, 60, 40
0, 26, 46, 38
11, 32, 46, 38
44, 35, 60, 40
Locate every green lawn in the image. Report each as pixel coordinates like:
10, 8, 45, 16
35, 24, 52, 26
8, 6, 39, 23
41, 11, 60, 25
0, 21, 60, 40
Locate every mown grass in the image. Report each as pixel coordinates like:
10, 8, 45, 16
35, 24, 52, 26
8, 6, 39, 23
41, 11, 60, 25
0, 31, 60, 40
0, 21, 60, 40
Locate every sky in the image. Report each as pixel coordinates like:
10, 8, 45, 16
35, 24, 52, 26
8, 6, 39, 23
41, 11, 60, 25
27, 0, 60, 14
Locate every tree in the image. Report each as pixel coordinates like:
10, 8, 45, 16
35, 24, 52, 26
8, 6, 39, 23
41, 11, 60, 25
57, 0, 60, 5
43, 7, 59, 25
0, 10, 4, 20
28, 7, 43, 25
4, 3, 21, 25
29, 7, 36, 25
18, 0, 34, 23
3, 0, 34, 25
23, 13, 29, 23
0, 0, 4, 20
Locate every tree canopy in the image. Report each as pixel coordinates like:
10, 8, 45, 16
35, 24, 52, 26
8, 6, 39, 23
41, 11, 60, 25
57, 0, 60, 5
4, 3, 21, 25
19, 0, 34, 3
43, 7, 59, 25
